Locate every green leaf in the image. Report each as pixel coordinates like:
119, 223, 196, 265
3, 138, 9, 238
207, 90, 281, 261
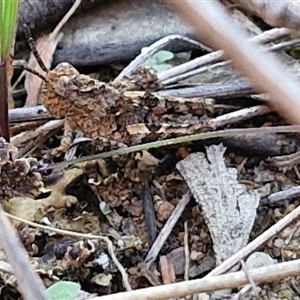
143, 57, 157, 68
143, 50, 174, 69
45, 281, 81, 300
152, 50, 174, 64
0, 0, 19, 60
151, 63, 173, 72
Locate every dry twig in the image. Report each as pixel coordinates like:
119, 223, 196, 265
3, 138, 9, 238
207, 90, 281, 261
162, 0, 300, 125
142, 192, 191, 269
116, 35, 210, 79
9, 105, 50, 123
0, 206, 47, 300
206, 203, 300, 277
90, 259, 300, 300
11, 120, 64, 148
158, 27, 291, 84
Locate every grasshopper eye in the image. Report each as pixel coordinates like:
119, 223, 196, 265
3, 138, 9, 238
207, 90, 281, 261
57, 62, 73, 69
54, 75, 74, 98
53, 62, 80, 76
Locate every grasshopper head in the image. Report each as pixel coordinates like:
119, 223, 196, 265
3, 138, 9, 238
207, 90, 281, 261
42, 62, 80, 118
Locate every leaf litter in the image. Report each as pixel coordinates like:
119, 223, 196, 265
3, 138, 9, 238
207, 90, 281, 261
5, 5, 300, 299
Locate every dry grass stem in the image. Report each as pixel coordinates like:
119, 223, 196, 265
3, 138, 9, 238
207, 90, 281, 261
163, 0, 300, 125
206, 203, 300, 277
142, 192, 191, 269
11, 119, 64, 148
90, 259, 300, 300
158, 27, 291, 83
0, 206, 47, 300
44, 125, 300, 170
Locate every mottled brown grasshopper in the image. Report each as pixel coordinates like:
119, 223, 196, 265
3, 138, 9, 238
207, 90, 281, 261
22, 23, 214, 156
41, 62, 215, 155
24, 0, 300, 156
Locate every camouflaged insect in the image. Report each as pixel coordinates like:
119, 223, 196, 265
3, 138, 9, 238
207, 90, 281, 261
40, 63, 215, 156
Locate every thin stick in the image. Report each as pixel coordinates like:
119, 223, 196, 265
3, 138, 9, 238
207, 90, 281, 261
161, 38, 300, 86
90, 260, 300, 300
11, 120, 64, 148
142, 192, 191, 269
41, 123, 298, 171
212, 105, 271, 127
162, 0, 300, 125
266, 186, 300, 204
206, 202, 300, 277
50, 0, 81, 38
0, 206, 47, 300
5, 212, 132, 291
157, 27, 291, 83
240, 259, 257, 292
9, 105, 50, 123
115, 35, 211, 80
157, 80, 254, 98
184, 221, 190, 281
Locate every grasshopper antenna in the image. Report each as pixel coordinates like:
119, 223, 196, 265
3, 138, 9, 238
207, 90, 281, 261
12, 59, 48, 82
23, 23, 48, 73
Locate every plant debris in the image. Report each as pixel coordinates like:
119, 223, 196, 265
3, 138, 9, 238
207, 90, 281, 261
5, 1, 300, 299
177, 145, 260, 266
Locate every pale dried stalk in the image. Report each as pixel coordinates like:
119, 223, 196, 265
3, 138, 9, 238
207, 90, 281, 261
0, 206, 47, 300
206, 202, 300, 277
90, 259, 300, 300
10, 119, 64, 148
158, 27, 291, 83
162, 0, 300, 125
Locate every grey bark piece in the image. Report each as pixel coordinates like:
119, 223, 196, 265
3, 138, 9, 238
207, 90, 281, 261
52, 37, 196, 68
52, 0, 194, 67
176, 144, 260, 266
59, 0, 192, 49
17, 0, 195, 67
